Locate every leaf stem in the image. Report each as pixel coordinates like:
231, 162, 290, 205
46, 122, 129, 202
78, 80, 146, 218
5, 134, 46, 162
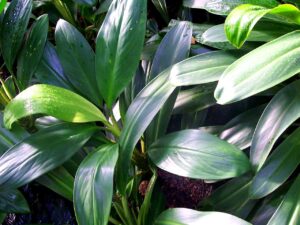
121, 196, 135, 225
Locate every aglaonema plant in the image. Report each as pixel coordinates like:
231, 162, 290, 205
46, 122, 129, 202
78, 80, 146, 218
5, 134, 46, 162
2, 0, 300, 224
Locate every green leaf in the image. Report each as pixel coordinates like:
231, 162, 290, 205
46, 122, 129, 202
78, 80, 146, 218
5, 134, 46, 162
250, 127, 300, 199
155, 208, 252, 225
266, 175, 300, 225
17, 14, 49, 89
203, 176, 255, 218
117, 50, 242, 194
219, 105, 265, 150
4, 84, 107, 129
145, 21, 192, 145
55, 19, 101, 106
0, 123, 96, 189
95, 0, 147, 108
34, 42, 75, 90
0, 189, 29, 213
72, 0, 97, 6
215, 31, 300, 104
37, 166, 74, 201
74, 144, 118, 225
250, 80, 300, 170
183, 0, 279, 15
169, 51, 243, 86
151, 0, 169, 23
0, 0, 6, 14
0, 212, 6, 224
148, 130, 251, 180
225, 4, 300, 48
173, 84, 216, 114
0, 0, 32, 73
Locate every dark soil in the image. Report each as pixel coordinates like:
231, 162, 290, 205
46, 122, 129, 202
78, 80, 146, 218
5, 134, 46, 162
157, 169, 212, 209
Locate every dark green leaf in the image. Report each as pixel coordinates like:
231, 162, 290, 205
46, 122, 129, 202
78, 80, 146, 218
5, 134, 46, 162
34, 42, 74, 90
4, 84, 107, 129
215, 31, 300, 104
266, 175, 300, 225
148, 130, 251, 180
225, 4, 300, 48
74, 144, 118, 225
72, 0, 97, 6
0, 189, 29, 213
0, 123, 97, 189
0, 212, 6, 224
95, 0, 147, 107
155, 208, 252, 225
219, 105, 265, 150
55, 19, 101, 106
250, 80, 300, 170
1, 0, 32, 73
183, 0, 279, 15
17, 14, 49, 89
37, 166, 74, 201
250, 127, 300, 199
152, 0, 169, 23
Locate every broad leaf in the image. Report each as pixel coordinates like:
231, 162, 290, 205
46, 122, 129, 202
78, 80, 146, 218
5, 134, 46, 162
0, 0, 32, 73
266, 175, 300, 225
96, 0, 147, 108
146, 22, 192, 145
250, 127, 300, 199
215, 31, 300, 104
169, 51, 243, 86
148, 130, 251, 180
74, 144, 118, 225
55, 19, 100, 105
35, 42, 74, 90
4, 84, 107, 129
173, 84, 216, 114
219, 105, 265, 150
117, 50, 243, 194
183, 0, 279, 15
0, 189, 29, 213
0, 123, 97, 189
17, 14, 49, 89
155, 208, 251, 225
250, 80, 300, 170
225, 4, 300, 48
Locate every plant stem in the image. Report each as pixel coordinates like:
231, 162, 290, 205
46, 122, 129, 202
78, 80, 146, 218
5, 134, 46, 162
121, 196, 135, 225
0, 78, 12, 100
109, 216, 122, 225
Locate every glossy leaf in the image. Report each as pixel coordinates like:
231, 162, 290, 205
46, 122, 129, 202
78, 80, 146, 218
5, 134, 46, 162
173, 84, 216, 114
0, 189, 29, 213
74, 144, 118, 225
4, 84, 107, 129
146, 22, 192, 145
169, 51, 243, 86
266, 175, 300, 225
219, 105, 265, 150
250, 80, 300, 170
215, 31, 300, 104
148, 130, 251, 180
34, 42, 74, 90
250, 127, 300, 199
117, 50, 243, 194
37, 166, 74, 201
225, 4, 300, 48
55, 19, 100, 105
203, 176, 255, 218
17, 14, 49, 89
0, 0, 32, 73
183, 0, 279, 15
0, 123, 97, 189
155, 208, 251, 225
96, 0, 147, 107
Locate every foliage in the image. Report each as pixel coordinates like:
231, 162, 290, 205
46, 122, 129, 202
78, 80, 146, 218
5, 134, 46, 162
0, 0, 299, 224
